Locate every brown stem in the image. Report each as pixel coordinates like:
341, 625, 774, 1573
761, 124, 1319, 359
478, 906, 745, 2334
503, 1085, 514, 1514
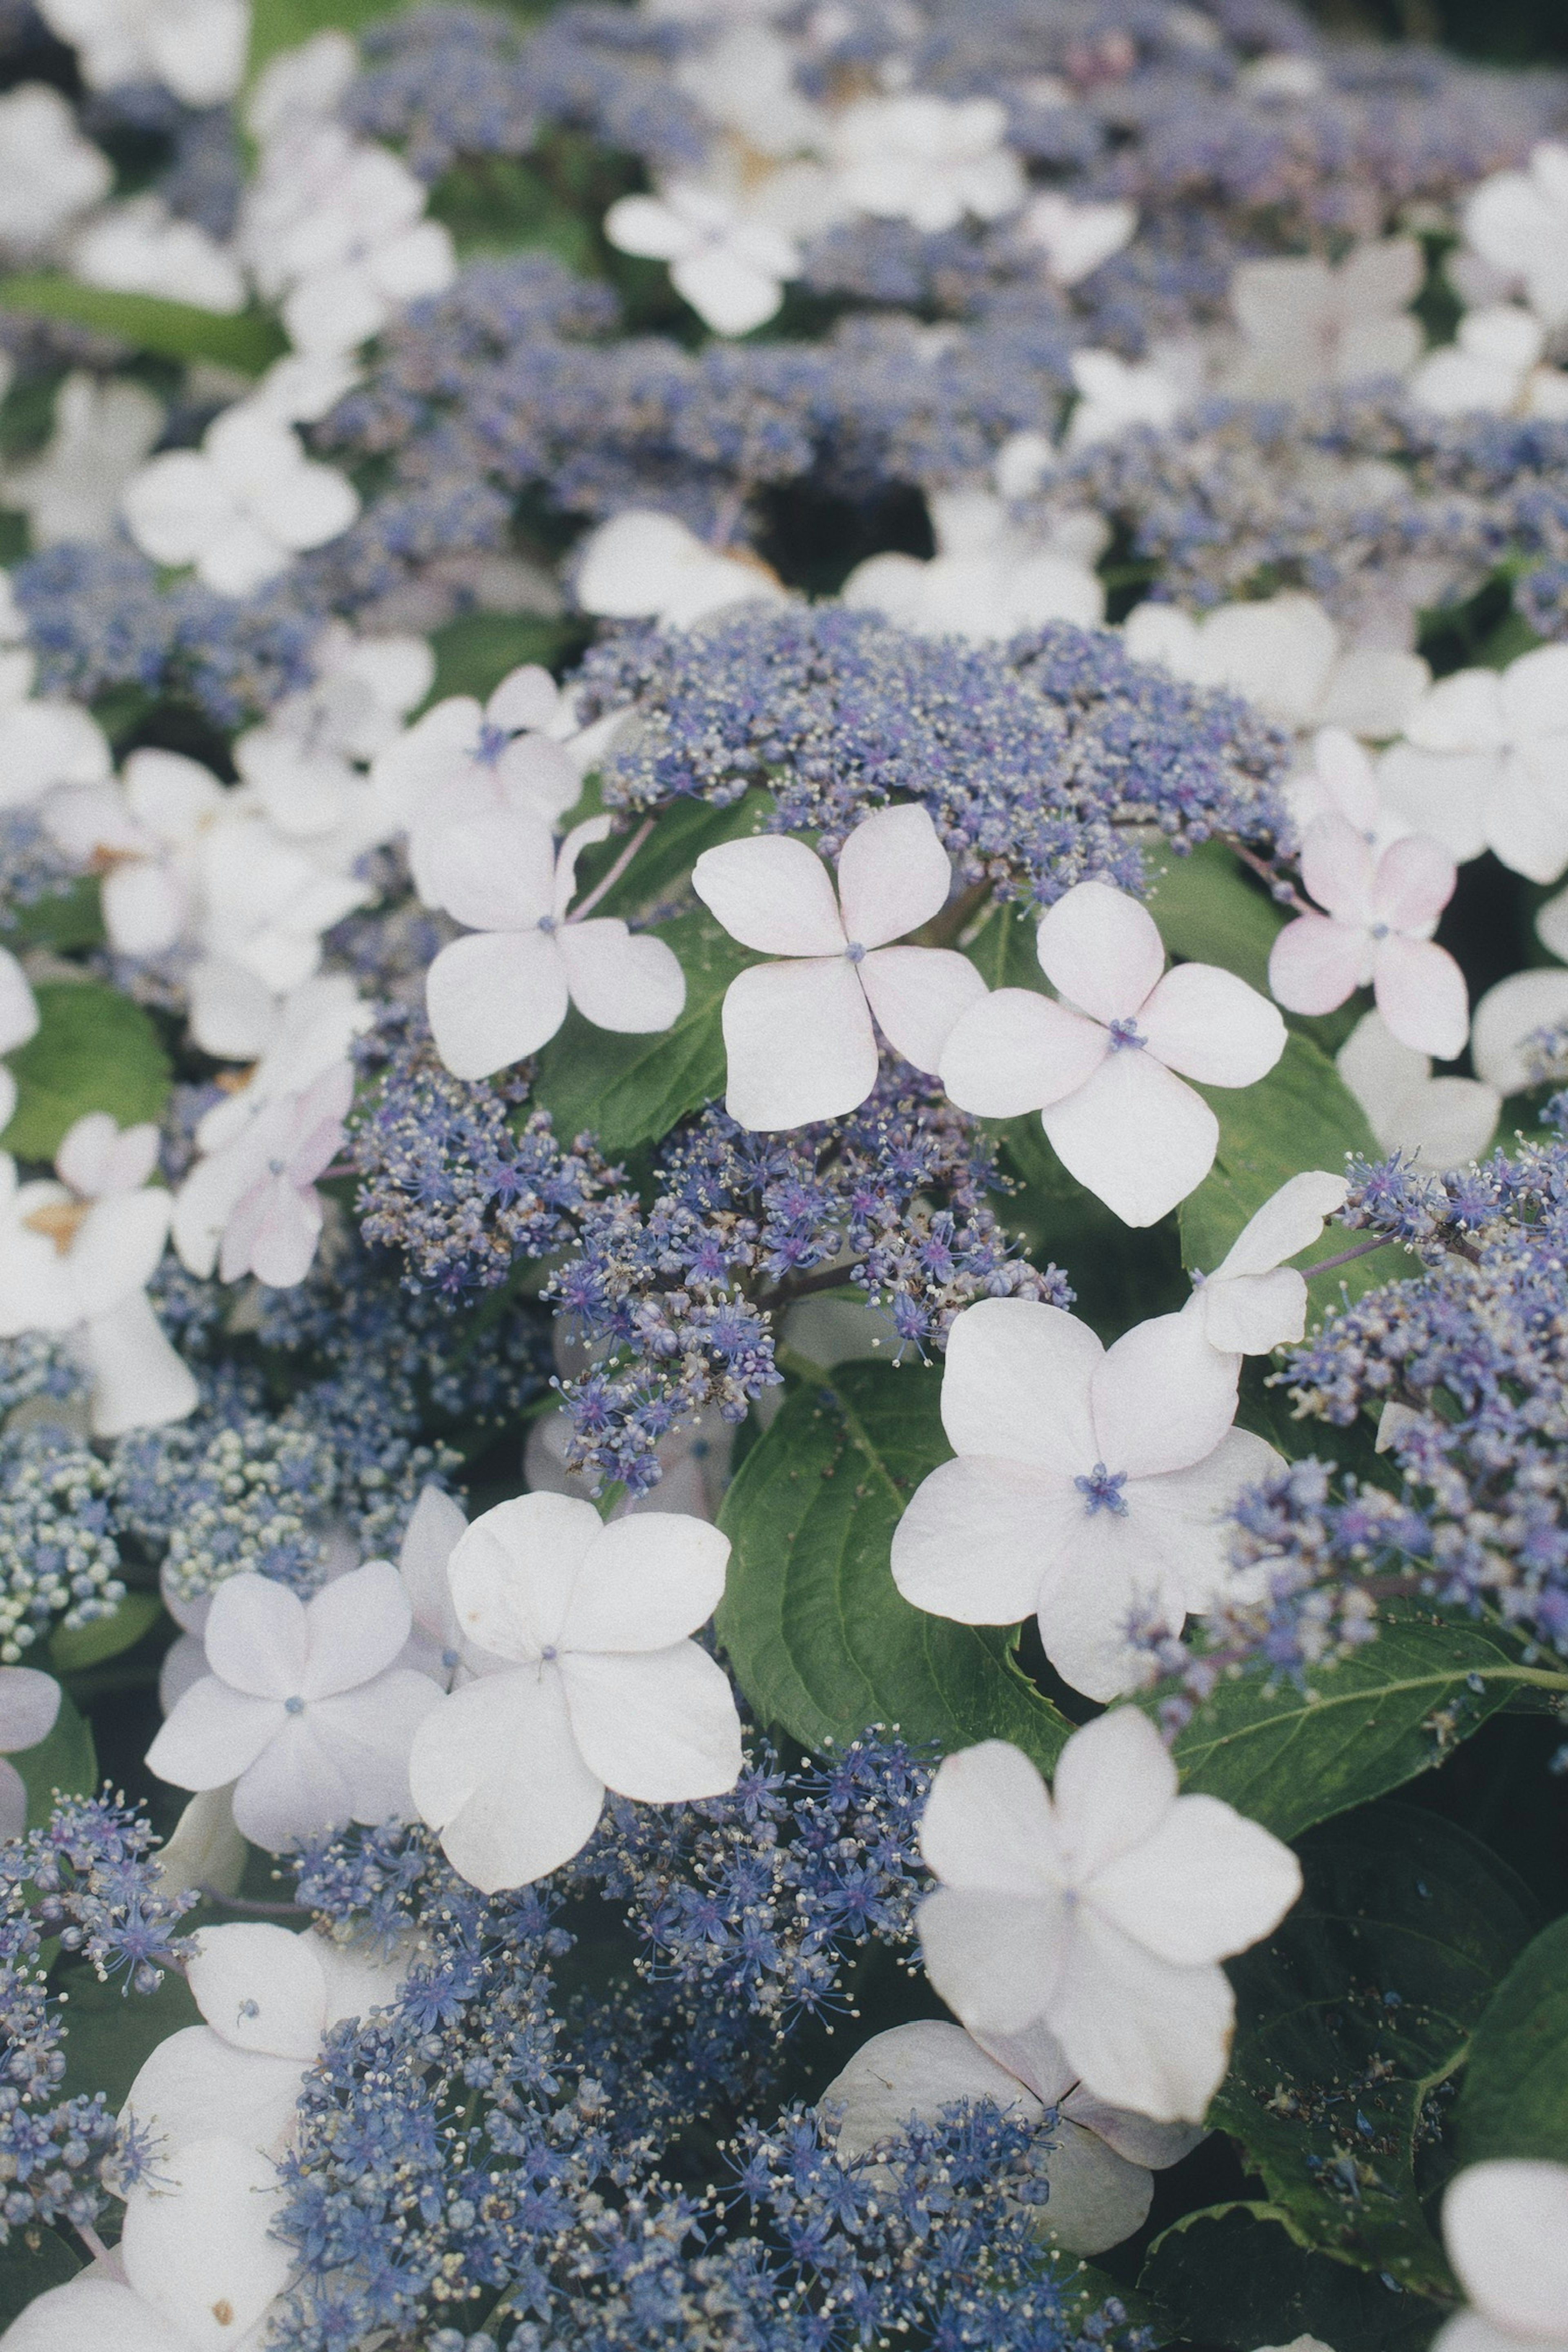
1307, 1234, 1399, 1276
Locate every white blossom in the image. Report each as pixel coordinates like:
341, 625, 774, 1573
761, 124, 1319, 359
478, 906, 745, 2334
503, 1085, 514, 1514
1378, 646, 1568, 884
1224, 241, 1423, 398
1470, 967, 1568, 1096
822, 2014, 1200, 2254
369, 662, 580, 903
889, 1295, 1281, 1701
173, 1061, 354, 1288
424, 813, 688, 1082
1337, 1011, 1499, 1172
0, 648, 111, 812
0, 374, 163, 546
915, 1713, 1302, 2121
1018, 192, 1137, 286
0, 1669, 60, 1842
604, 180, 802, 337
146, 1561, 443, 1851
673, 20, 827, 158
0, 944, 38, 1135
1268, 816, 1469, 1059
0, 85, 112, 256
36, 0, 248, 104
71, 193, 246, 314
1065, 346, 1196, 450
573, 510, 791, 631
842, 488, 1105, 639
392, 1483, 471, 1688
1285, 726, 1414, 854
1124, 593, 1430, 740
826, 94, 1025, 233
1434, 2159, 1568, 2352
409, 1493, 743, 1892
1409, 305, 1568, 421
939, 880, 1285, 1227
234, 626, 431, 846
1185, 1170, 1349, 1356
694, 803, 985, 1130
121, 401, 360, 597
1461, 143, 1568, 330
192, 974, 372, 1152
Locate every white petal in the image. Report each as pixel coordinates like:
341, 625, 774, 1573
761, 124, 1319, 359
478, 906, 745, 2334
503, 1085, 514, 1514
0, 702, 109, 802
205, 1574, 308, 1699
919, 1738, 1065, 1894
0, 2278, 171, 2352
1213, 1169, 1350, 1281
1140, 963, 1286, 1087
1043, 1052, 1219, 1227
187, 1922, 326, 2057
486, 664, 561, 733
1376, 744, 1494, 864
574, 510, 707, 619
1501, 641, 1568, 742
692, 834, 845, 956
720, 956, 879, 1129
0, 1666, 60, 1755
834, 804, 953, 949
1404, 666, 1508, 753
559, 1642, 743, 1801
1383, 1077, 1500, 1172
307, 1671, 441, 1826
671, 245, 785, 336
1198, 1266, 1309, 1354
1091, 1311, 1240, 1479
1060, 2086, 1205, 2172
426, 930, 570, 1079
0, 946, 37, 1056
419, 808, 555, 928
1128, 1428, 1284, 1615
559, 1514, 731, 1653
557, 920, 687, 1033
123, 2025, 305, 2163
1033, 2118, 1156, 2253
188, 958, 279, 1063
939, 1296, 1100, 1472
120, 2134, 291, 2350
938, 987, 1108, 1117
603, 194, 697, 262
1442, 2161, 1568, 2337
230, 1710, 356, 1850
301, 1559, 412, 1699
399, 1485, 467, 1639
448, 1492, 603, 1662
122, 449, 236, 566
69, 1189, 170, 1313
891, 1454, 1077, 1626
146, 1679, 285, 1793
1033, 1515, 1171, 1702
1035, 882, 1165, 1023
859, 945, 987, 1073
410, 1666, 606, 1891
1091, 1790, 1301, 1965
1050, 1911, 1235, 2122
1373, 936, 1469, 1062
822, 2019, 1043, 2161
81, 1290, 198, 1438
1051, 1707, 1177, 1880
1471, 968, 1568, 1094
1487, 746, 1568, 885
918, 1885, 1070, 2037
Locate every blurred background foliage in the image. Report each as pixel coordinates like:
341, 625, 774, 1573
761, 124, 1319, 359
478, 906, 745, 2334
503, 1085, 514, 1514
1307, 0, 1568, 62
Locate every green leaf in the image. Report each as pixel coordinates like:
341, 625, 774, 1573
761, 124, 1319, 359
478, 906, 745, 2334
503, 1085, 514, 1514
962, 899, 1049, 993
531, 907, 750, 1154
426, 612, 590, 706
247, 0, 414, 76
49, 1592, 164, 1675
1211, 1803, 1538, 2292
0, 2229, 82, 2329
0, 276, 285, 373
1145, 839, 1285, 995
11, 1686, 97, 1827
2, 982, 171, 1160
1181, 1033, 1383, 1297
1167, 1604, 1529, 1840
592, 792, 776, 923
1454, 1914, 1568, 2166
715, 1359, 1073, 1771
0, 878, 105, 953
1139, 2203, 1439, 2352
429, 154, 603, 272
58, 1961, 202, 2111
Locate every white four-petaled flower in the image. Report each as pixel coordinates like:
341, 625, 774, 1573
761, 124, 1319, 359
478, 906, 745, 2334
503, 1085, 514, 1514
939, 880, 1286, 1227
1337, 1011, 1499, 1172
915, 1713, 1303, 2122
604, 181, 802, 337
173, 1060, 354, 1288
889, 1295, 1281, 1701
1435, 2159, 1568, 2352
1268, 816, 1468, 1059
1382, 645, 1568, 885
121, 403, 360, 597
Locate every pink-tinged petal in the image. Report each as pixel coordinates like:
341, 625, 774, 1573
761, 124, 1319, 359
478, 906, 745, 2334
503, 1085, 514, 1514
1299, 814, 1376, 925
1091, 1311, 1239, 1480
221, 1174, 322, 1288
692, 834, 845, 956
1443, 2160, 1568, 2337
417, 808, 555, 929
1035, 882, 1165, 1023
448, 1492, 603, 1663
308, 1671, 442, 1825
146, 1678, 286, 1792
559, 1515, 730, 1654
187, 1922, 325, 2057
1091, 1790, 1302, 1967
1267, 912, 1370, 1016
559, 1642, 742, 1802
426, 929, 570, 1080
967, 2013, 1075, 2107
834, 803, 953, 949
120, 2136, 291, 2349
1139, 963, 1285, 1088
823, 2021, 1042, 2162
205, 1573, 307, 1698
556, 919, 686, 1034
1372, 831, 1457, 933
1373, 936, 1469, 1061
1051, 1706, 1177, 1882
232, 1710, 355, 1849
1049, 1910, 1235, 2123
891, 1454, 1081, 1627
720, 956, 879, 1129
410, 1666, 606, 1891
919, 1739, 1066, 1895
918, 1885, 1070, 2036
939, 987, 1108, 1117
301, 1561, 412, 1699
1043, 1052, 1219, 1227
939, 1295, 1100, 1472
859, 944, 987, 1073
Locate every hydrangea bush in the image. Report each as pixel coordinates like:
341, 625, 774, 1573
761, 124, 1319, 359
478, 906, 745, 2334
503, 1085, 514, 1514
0, 0, 1565, 2343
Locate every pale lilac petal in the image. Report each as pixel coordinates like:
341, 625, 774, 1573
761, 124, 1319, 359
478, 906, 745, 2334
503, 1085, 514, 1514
1267, 913, 1370, 1016
410, 1666, 606, 1891
891, 1454, 1080, 1628
205, 1574, 307, 1698
859, 945, 987, 1073
1051, 1706, 1177, 1881
1090, 1311, 1239, 1480
448, 1492, 603, 1662
559, 1642, 742, 1801
301, 1560, 412, 1699
1373, 936, 1469, 1060
1061, 2087, 1204, 2170
918, 1739, 1066, 1895
0, 1666, 60, 1755
426, 930, 570, 1079
1042, 1052, 1218, 1227
1300, 814, 1376, 924
1373, 831, 1456, 932
938, 1296, 1100, 1473
1138, 963, 1285, 1088
721, 956, 879, 1129
557, 920, 687, 1033
1091, 1791, 1302, 1966
187, 1922, 325, 2056
1050, 1911, 1235, 2123
918, 1886, 1070, 2036
833, 804, 953, 949
418, 808, 555, 929
692, 834, 846, 955
938, 987, 1108, 1117
308, 1671, 442, 1824
558, 1515, 731, 1653
221, 1174, 321, 1288
1035, 882, 1165, 1023
823, 2021, 1042, 2162
146, 1678, 286, 1792
120, 2136, 291, 2346
1443, 2161, 1568, 2337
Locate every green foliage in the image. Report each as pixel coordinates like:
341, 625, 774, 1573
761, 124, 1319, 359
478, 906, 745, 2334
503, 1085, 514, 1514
11, 1687, 97, 1829
2, 982, 171, 1161
429, 154, 603, 272
1167, 1606, 1526, 1840
0, 277, 284, 372
57, 1960, 201, 2110
1146, 838, 1285, 995
1210, 1803, 1538, 2293
715, 1359, 1073, 1772
0, 880, 104, 955
0, 2231, 82, 2329
961, 898, 1049, 993
1140, 2203, 1437, 2352
987, 1113, 1187, 1342
1454, 1914, 1568, 2165
426, 612, 592, 707
247, 0, 413, 76
592, 792, 775, 923
48, 1592, 164, 1675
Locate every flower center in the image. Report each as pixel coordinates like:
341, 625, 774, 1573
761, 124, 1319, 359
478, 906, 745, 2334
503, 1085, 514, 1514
1107, 1018, 1145, 1051
540, 1644, 558, 1663
473, 720, 510, 766
441, 1647, 460, 1670
1370, 922, 1390, 940
284, 1694, 306, 1715
1074, 1461, 1129, 1516
22, 1199, 91, 1254
537, 914, 558, 935
844, 941, 866, 964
